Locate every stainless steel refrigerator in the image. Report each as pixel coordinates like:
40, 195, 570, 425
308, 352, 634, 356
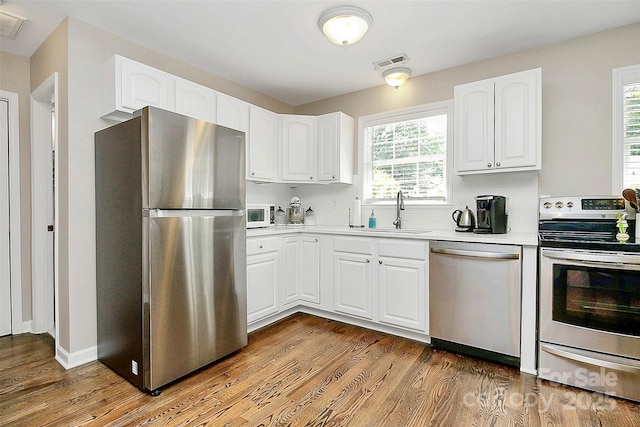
95, 106, 247, 394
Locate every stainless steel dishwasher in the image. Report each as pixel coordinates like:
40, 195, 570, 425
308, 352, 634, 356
429, 240, 521, 366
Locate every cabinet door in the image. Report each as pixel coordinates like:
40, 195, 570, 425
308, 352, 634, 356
247, 252, 279, 323
248, 106, 278, 181
334, 251, 373, 319
216, 93, 249, 133
299, 236, 320, 304
317, 113, 339, 182
378, 256, 427, 332
175, 79, 216, 123
454, 80, 495, 173
281, 115, 316, 182
281, 237, 299, 306
120, 57, 174, 112
494, 69, 541, 170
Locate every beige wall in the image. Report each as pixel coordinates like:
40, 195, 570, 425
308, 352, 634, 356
295, 23, 640, 196
0, 51, 32, 321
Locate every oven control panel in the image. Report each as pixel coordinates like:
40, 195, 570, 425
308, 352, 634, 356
540, 196, 626, 219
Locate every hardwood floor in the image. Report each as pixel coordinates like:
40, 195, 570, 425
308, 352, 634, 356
1, 313, 639, 426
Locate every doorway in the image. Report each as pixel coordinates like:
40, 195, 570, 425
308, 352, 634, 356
1, 98, 11, 336
0, 90, 23, 337
31, 74, 57, 338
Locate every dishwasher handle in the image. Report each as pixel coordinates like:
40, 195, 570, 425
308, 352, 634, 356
430, 247, 520, 260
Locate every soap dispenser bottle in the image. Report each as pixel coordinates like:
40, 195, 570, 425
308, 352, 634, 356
368, 210, 376, 229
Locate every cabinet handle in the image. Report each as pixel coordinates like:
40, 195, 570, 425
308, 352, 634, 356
487, 163, 492, 168
496, 162, 501, 167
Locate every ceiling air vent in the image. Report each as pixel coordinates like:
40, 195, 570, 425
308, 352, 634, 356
373, 54, 409, 71
0, 10, 26, 40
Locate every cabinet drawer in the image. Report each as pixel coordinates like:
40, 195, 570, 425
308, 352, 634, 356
378, 239, 427, 260
334, 236, 373, 254
247, 237, 280, 255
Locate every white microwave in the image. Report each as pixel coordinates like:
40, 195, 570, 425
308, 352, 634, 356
246, 204, 275, 228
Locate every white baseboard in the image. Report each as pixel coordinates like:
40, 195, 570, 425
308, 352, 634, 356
21, 320, 32, 333
55, 344, 97, 370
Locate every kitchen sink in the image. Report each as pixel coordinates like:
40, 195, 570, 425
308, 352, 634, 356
352, 228, 431, 235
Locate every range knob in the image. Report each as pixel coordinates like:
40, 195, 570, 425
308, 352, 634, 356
555, 201, 564, 209
543, 201, 552, 209
566, 201, 574, 208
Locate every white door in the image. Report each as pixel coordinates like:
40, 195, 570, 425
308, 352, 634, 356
0, 99, 11, 336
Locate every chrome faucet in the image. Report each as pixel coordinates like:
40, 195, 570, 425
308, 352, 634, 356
393, 190, 405, 229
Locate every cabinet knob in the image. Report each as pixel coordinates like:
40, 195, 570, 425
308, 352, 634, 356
259, 245, 263, 249
309, 176, 313, 180
332, 175, 336, 179
496, 162, 501, 167
379, 260, 382, 264
315, 238, 318, 242
487, 163, 492, 168
366, 259, 370, 263
251, 172, 255, 176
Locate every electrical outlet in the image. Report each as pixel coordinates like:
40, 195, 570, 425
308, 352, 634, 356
332, 200, 337, 209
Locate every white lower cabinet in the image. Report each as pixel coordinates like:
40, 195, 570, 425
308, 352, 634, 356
377, 239, 428, 332
247, 236, 280, 324
248, 233, 427, 335
333, 237, 427, 332
334, 250, 374, 319
282, 235, 321, 307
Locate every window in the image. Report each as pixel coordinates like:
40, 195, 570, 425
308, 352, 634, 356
361, 101, 452, 203
613, 64, 640, 190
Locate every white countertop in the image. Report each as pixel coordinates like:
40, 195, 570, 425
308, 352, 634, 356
247, 225, 538, 246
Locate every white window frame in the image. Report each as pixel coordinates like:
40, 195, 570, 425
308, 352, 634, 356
358, 100, 453, 205
612, 64, 640, 192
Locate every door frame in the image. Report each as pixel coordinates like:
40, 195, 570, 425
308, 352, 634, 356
30, 74, 58, 337
0, 90, 23, 334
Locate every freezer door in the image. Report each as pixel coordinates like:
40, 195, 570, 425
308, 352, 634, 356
143, 107, 245, 210
143, 209, 247, 391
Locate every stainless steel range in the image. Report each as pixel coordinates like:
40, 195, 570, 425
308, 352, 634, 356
538, 196, 640, 402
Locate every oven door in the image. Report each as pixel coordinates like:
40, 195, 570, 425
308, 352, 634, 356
539, 248, 640, 360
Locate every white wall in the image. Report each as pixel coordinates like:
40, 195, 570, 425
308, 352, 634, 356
289, 171, 538, 232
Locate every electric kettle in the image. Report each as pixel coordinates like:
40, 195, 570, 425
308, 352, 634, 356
452, 206, 475, 232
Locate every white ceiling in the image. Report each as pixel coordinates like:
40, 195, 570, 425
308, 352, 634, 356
1, 0, 639, 106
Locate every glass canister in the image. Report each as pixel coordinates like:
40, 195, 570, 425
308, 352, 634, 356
274, 206, 287, 225
305, 207, 316, 225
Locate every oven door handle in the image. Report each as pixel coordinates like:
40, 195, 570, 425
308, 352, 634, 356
541, 344, 640, 374
542, 249, 640, 268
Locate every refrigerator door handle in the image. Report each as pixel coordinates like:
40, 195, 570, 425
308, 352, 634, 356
146, 209, 244, 218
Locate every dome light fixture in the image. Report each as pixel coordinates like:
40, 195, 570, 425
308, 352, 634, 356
318, 6, 372, 46
383, 67, 412, 89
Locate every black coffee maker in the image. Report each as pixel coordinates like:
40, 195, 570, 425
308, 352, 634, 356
474, 195, 508, 234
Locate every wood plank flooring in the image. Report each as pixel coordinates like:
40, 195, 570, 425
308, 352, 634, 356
1, 313, 639, 426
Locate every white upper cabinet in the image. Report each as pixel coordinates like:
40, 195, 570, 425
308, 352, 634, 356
101, 55, 353, 185
247, 106, 279, 181
102, 55, 175, 121
281, 115, 317, 182
174, 78, 216, 123
454, 68, 541, 174
216, 93, 249, 133
317, 112, 354, 184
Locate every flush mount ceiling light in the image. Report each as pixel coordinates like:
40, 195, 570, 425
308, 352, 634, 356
0, 10, 26, 39
318, 6, 372, 45
383, 67, 412, 89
